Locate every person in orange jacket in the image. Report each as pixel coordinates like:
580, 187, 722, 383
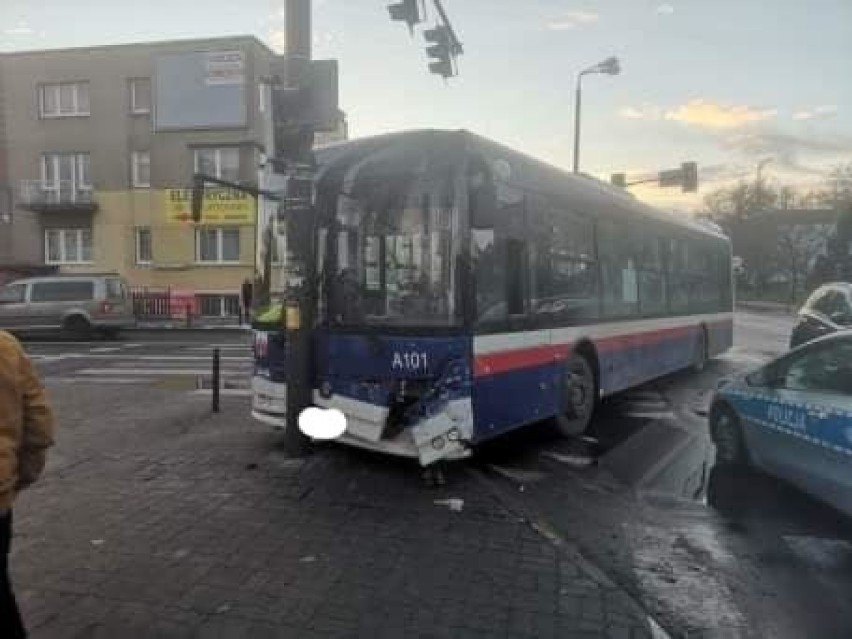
0, 331, 55, 638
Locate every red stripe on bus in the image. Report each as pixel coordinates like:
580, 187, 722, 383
474, 320, 732, 378
595, 324, 694, 353
474, 343, 571, 377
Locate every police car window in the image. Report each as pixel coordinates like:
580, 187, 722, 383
783, 340, 852, 395
809, 290, 838, 315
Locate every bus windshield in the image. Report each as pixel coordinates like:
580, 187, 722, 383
321, 151, 460, 328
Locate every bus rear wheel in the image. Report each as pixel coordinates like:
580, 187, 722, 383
554, 354, 596, 437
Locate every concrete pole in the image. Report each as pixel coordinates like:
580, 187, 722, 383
282, 0, 314, 456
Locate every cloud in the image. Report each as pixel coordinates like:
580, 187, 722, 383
792, 105, 838, 121
656, 4, 675, 15
618, 99, 776, 129
547, 10, 599, 31
5, 23, 34, 36
664, 99, 777, 129
268, 29, 287, 54
722, 129, 852, 176
618, 104, 663, 120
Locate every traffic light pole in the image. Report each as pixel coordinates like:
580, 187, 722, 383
280, 0, 315, 456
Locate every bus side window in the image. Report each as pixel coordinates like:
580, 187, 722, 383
506, 239, 526, 316
473, 181, 524, 326
599, 220, 639, 318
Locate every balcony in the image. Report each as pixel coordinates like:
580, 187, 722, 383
18, 180, 98, 214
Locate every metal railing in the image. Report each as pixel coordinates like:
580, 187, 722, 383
18, 180, 95, 206
131, 288, 241, 322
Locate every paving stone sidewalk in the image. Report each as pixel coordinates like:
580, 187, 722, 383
10, 384, 658, 638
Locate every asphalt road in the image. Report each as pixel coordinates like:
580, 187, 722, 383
477, 311, 852, 638
22, 330, 253, 399
15, 311, 852, 638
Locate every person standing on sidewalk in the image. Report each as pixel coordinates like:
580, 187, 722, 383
0, 331, 55, 638
240, 278, 254, 326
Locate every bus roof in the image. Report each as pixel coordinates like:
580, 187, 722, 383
315, 129, 728, 243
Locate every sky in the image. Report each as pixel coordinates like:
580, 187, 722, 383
1, 0, 851, 211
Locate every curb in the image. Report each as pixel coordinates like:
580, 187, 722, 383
467, 466, 672, 639
736, 301, 795, 316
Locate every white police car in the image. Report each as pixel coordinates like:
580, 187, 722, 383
709, 331, 852, 517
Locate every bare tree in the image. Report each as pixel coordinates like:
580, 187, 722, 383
773, 221, 834, 303
701, 179, 783, 292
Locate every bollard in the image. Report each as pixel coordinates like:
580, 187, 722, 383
212, 347, 221, 413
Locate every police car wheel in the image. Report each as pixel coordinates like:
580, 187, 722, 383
710, 403, 747, 466
555, 354, 596, 437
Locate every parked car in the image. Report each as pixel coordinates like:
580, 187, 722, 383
789, 282, 852, 348
0, 274, 135, 338
709, 331, 852, 517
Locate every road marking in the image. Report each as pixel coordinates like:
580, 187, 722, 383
62, 354, 250, 362
46, 377, 146, 385
191, 389, 253, 397
625, 410, 677, 420
78, 368, 249, 376
186, 345, 250, 351
89, 347, 122, 353
29, 355, 70, 363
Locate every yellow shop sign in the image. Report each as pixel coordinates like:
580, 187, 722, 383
165, 188, 254, 225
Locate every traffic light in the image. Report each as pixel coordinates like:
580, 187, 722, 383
611, 173, 626, 188
424, 25, 454, 78
682, 161, 698, 193
388, 0, 420, 33
191, 176, 204, 223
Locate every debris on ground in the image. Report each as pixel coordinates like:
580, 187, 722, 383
488, 464, 547, 484
541, 451, 596, 468
434, 498, 464, 512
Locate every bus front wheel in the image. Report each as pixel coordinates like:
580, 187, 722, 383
554, 354, 596, 437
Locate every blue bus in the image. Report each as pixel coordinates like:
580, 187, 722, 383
252, 130, 733, 466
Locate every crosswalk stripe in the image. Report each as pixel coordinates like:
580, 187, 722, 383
46, 377, 146, 385
64, 354, 251, 362
626, 410, 677, 420
191, 389, 253, 397
78, 368, 249, 376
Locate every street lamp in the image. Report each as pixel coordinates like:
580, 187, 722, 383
573, 56, 621, 174
756, 157, 773, 183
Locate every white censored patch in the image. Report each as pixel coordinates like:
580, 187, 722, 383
298, 407, 347, 440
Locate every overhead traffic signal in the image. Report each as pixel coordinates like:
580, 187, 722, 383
388, 0, 421, 33
424, 26, 454, 78
681, 161, 698, 193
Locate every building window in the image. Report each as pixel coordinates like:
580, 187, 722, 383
129, 78, 151, 114
39, 82, 90, 118
131, 151, 151, 188
198, 294, 241, 318
45, 228, 93, 265
41, 153, 91, 203
195, 228, 241, 264
136, 228, 152, 265
194, 148, 240, 182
